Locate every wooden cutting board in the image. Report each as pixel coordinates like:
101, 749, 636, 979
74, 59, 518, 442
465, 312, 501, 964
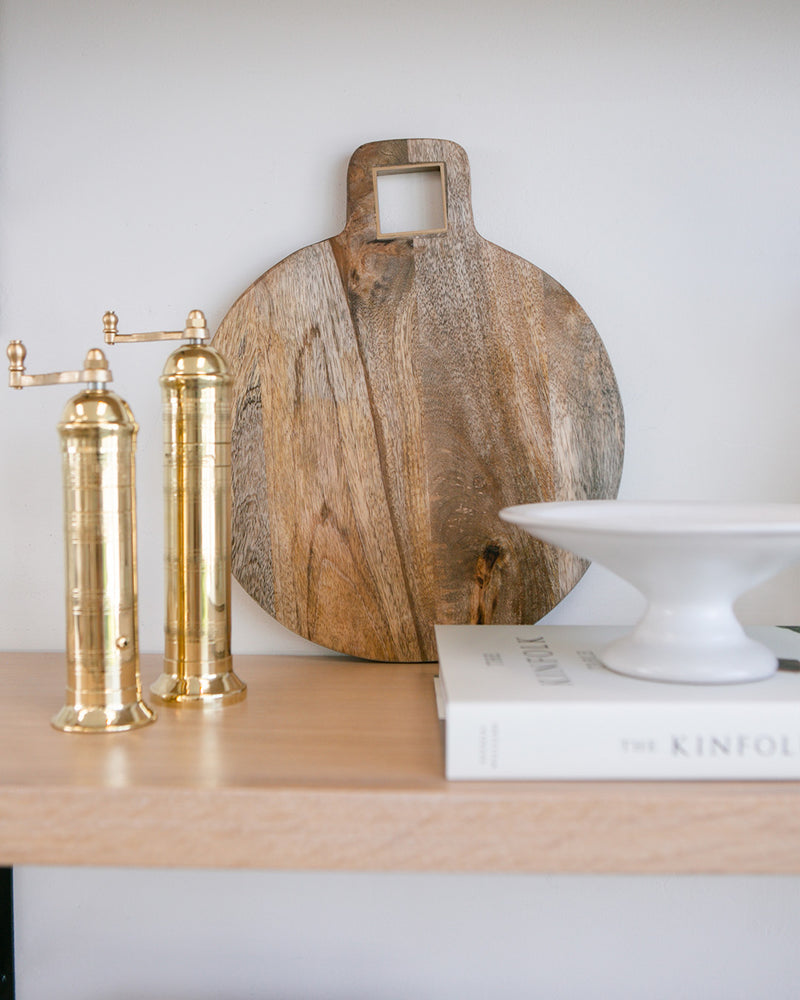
213, 138, 624, 662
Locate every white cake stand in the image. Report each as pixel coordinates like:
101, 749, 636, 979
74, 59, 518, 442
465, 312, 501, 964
499, 501, 800, 684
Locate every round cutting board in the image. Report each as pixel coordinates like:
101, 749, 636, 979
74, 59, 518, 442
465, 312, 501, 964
213, 138, 624, 661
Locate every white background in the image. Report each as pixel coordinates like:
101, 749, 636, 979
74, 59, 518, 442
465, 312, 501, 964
2, 1, 800, 997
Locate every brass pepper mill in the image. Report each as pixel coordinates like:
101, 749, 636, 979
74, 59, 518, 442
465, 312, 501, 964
7, 339, 155, 732
104, 310, 246, 706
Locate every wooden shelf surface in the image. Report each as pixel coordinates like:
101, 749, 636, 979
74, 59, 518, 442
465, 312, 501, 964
2, 651, 800, 874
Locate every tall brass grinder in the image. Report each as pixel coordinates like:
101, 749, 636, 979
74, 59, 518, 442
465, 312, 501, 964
7, 339, 155, 732
104, 310, 246, 706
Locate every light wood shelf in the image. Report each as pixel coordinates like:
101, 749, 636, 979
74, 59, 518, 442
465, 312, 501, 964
1, 651, 800, 874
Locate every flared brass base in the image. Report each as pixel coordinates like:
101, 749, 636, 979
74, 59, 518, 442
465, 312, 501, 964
51, 700, 156, 733
150, 668, 247, 707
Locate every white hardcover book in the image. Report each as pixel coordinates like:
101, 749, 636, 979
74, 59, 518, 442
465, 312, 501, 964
434, 624, 800, 780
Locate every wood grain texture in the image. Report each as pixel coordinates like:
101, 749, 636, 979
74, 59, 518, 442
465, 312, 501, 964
3, 652, 800, 874
214, 139, 624, 661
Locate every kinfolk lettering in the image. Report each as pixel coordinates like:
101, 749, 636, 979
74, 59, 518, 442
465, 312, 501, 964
670, 734, 800, 757
516, 636, 571, 686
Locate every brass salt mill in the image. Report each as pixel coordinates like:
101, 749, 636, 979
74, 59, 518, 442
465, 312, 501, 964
7, 339, 155, 732
104, 310, 246, 706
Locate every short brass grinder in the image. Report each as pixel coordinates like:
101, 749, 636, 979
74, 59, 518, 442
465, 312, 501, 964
7, 338, 155, 732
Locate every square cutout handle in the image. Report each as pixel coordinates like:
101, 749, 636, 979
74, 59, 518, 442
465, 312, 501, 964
373, 163, 447, 239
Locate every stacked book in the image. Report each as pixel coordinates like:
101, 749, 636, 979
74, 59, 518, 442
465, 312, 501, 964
434, 624, 800, 780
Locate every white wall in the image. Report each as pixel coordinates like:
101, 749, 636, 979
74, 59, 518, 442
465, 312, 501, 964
13, 868, 800, 1000
3, 1, 800, 997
